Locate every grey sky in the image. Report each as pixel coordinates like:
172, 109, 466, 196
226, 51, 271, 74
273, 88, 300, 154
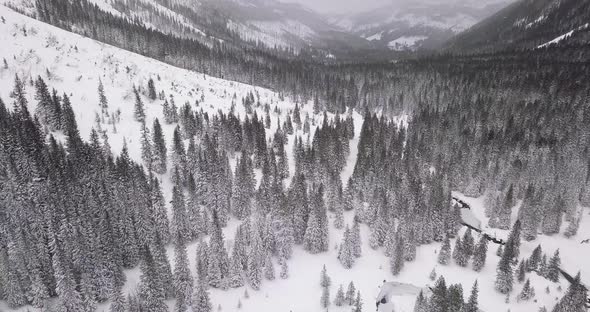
279, 0, 510, 15
280, 0, 391, 14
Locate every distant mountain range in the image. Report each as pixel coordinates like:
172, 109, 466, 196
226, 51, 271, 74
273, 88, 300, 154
445, 0, 590, 52
330, 0, 510, 51
7, 0, 587, 59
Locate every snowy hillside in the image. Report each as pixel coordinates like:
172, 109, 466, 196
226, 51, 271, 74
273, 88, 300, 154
1, 4, 589, 312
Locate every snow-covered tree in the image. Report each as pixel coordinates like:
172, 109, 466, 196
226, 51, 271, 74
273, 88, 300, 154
438, 234, 451, 265
464, 280, 479, 312
334, 285, 345, 306
517, 279, 535, 301
472, 235, 488, 272
547, 250, 561, 282
345, 282, 356, 305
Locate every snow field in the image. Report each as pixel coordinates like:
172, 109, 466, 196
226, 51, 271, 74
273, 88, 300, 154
1, 5, 589, 312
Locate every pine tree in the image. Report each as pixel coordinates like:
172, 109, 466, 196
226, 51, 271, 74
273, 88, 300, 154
338, 226, 355, 269
152, 118, 167, 174
264, 254, 275, 281
133, 86, 146, 123
320, 265, 331, 288
345, 282, 356, 305
413, 290, 427, 312
464, 280, 479, 312
472, 235, 488, 272
447, 284, 464, 312
247, 229, 263, 291
192, 282, 212, 312
428, 276, 448, 312
174, 236, 193, 312
547, 250, 561, 282
353, 291, 362, 312
138, 247, 168, 312
53, 251, 84, 312
320, 284, 330, 308
528, 244, 542, 272
351, 220, 362, 258
279, 258, 289, 279
429, 268, 437, 281
109, 286, 126, 312
495, 243, 514, 294
171, 179, 190, 244
462, 229, 475, 259
518, 278, 535, 301
98, 78, 108, 110
304, 210, 324, 254
438, 235, 451, 265
390, 233, 405, 275
334, 284, 345, 306
505, 220, 522, 263
148, 78, 157, 100
453, 236, 468, 267
140, 123, 153, 168
517, 260, 526, 283
551, 272, 586, 312
539, 254, 548, 277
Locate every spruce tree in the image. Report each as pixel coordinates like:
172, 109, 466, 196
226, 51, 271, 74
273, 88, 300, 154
133, 86, 146, 123
279, 258, 289, 279
390, 233, 405, 275
98, 78, 108, 111
174, 235, 193, 312
551, 272, 586, 312
462, 229, 475, 259
464, 280, 479, 312
528, 244, 542, 272
517, 260, 526, 283
264, 254, 275, 281
148, 78, 157, 100
192, 282, 212, 312
353, 291, 362, 312
334, 284, 345, 306
429, 268, 437, 281
547, 250, 561, 282
351, 220, 362, 258
320, 284, 330, 308
518, 278, 535, 301
109, 286, 126, 312
228, 256, 244, 288
472, 235, 488, 272
338, 226, 355, 269
320, 264, 331, 288
152, 118, 167, 174
345, 281, 356, 305
438, 235, 451, 265
428, 276, 448, 312
453, 236, 468, 267
413, 290, 427, 312
447, 284, 464, 312
495, 243, 514, 294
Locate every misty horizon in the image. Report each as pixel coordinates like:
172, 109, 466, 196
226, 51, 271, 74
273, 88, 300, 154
278, 0, 513, 15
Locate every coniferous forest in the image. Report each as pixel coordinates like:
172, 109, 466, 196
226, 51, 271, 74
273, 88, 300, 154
1, 0, 590, 311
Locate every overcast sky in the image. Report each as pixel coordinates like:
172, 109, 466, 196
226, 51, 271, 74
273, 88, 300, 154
279, 0, 508, 15
280, 0, 391, 14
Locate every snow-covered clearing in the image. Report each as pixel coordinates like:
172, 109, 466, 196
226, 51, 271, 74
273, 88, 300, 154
1, 5, 589, 312
365, 31, 383, 41
387, 35, 428, 51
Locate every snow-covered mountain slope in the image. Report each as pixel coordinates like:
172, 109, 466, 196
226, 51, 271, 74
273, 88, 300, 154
445, 0, 590, 52
1, 5, 590, 312
3, 0, 377, 59
332, 0, 510, 51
